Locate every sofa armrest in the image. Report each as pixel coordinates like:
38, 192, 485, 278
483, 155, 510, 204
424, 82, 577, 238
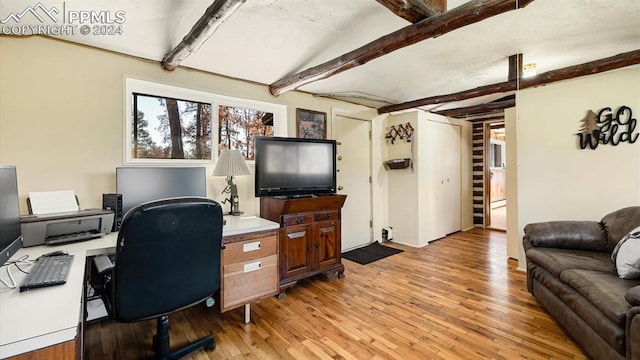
627, 303, 640, 360
523, 221, 609, 252
627, 286, 640, 306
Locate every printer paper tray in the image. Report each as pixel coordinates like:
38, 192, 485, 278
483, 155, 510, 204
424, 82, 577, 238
45, 232, 106, 245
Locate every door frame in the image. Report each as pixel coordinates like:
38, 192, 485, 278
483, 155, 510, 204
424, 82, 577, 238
483, 120, 506, 229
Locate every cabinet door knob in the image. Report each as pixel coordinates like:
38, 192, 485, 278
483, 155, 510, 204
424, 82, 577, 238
296, 217, 304, 224
324, 214, 330, 220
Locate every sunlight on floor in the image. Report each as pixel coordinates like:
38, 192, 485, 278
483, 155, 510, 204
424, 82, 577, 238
490, 204, 507, 230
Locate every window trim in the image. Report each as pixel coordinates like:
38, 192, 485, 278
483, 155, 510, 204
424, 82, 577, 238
124, 77, 287, 165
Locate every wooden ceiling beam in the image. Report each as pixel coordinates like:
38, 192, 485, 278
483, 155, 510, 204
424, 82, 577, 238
375, 0, 443, 23
435, 98, 514, 118
378, 49, 640, 114
161, 0, 246, 71
508, 53, 523, 81
269, 0, 535, 96
379, 81, 517, 114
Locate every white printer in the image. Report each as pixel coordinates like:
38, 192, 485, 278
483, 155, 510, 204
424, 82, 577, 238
19, 190, 114, 247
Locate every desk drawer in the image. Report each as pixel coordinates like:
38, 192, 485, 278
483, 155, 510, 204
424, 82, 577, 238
283, 214, 313, 226
315, 211, 338, 222
223, 235, 277, 264
222, 254, 278, 311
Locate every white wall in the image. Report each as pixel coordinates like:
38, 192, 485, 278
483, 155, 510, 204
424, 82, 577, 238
0, 36, 372, 215
515, 67, 640, 268
383, 110, 473, 247
386, 112, 419, 245
504, 107, 519, 260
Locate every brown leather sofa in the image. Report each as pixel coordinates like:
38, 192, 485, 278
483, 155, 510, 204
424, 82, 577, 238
523, 206, 640, 360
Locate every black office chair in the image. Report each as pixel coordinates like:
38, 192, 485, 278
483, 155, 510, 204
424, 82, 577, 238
97, 197, 223, 359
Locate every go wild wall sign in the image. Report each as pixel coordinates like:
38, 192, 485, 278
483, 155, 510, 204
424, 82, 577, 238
577, 106, 638, 150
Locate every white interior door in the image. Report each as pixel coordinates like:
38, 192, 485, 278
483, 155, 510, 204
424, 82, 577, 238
433, 121, 461, 238
333, 114, 372, 251
443, 123, 461, 234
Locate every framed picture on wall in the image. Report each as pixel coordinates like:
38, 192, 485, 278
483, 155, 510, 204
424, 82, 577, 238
296, 108, 326, 139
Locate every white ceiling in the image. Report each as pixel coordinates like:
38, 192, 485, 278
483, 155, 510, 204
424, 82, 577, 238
2, 0, 639, 113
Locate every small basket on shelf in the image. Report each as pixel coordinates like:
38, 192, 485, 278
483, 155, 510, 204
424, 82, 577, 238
384, 158, 411, 170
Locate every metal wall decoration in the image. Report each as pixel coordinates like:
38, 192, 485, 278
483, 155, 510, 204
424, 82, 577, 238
385, 122, 414, 144
577, 106, 638, 150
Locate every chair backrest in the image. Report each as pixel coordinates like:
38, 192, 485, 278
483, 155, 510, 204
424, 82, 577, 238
112, 197, 223, 322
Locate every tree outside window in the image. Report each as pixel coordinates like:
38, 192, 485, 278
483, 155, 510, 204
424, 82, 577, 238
132, 93, 212, 160
218, 105, 273, 160
124, 78, 287, 164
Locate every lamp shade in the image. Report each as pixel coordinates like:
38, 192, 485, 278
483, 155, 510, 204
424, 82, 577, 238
212, 149, 251, 176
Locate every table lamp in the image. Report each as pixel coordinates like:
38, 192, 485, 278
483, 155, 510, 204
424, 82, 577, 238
212, 149, 251, 215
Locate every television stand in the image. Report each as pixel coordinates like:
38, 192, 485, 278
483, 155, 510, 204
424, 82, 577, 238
259, 194, 347, 297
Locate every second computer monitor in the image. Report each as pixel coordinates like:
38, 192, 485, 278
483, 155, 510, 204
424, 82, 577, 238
116, 167, 207, 216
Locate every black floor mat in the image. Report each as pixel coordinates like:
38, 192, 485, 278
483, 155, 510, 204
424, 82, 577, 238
342, 242, 403, 265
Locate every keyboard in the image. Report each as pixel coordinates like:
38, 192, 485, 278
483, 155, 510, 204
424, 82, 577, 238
20, 255, 74, 292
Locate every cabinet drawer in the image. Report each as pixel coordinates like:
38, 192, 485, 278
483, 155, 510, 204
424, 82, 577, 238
222, 254, 278, 311
223, 235, 277, 264
282, 214, 313, 226
315, 211, 338, 222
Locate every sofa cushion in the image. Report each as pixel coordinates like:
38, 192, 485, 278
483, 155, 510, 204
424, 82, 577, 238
526, 247, 614, 278
530, 273, 627, 356
601, 206, 640, 251
524, 221, 609, 252
611, 225, 640, 279
560, 269, 640, 327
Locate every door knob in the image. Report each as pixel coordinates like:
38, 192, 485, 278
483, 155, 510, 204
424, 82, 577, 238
337, 155, 343, 161
338, 185, 344, 190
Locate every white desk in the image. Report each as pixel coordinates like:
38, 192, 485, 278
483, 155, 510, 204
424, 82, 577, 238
0, 215, 278, 359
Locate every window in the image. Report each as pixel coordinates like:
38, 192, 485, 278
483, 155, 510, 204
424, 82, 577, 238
124, 78, 286, 164
218, 105, 274, 160
133, 93, 212, 160
489, 139, 506, 168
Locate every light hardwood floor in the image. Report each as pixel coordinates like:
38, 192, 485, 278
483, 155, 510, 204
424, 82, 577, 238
84, 229, 586, 359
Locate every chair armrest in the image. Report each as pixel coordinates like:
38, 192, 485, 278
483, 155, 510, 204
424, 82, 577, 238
93, 255, 114, 274
523, 221, 609, 252
90, 255, 114, 293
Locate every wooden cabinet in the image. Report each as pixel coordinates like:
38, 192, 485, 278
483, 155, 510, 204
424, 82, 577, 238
260, 195, 346, 296
315, 219, 341, 270
220, 230, 279, 312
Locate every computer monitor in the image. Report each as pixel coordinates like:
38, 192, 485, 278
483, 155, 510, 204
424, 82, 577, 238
0, 165, 23, 266
116, 167, 207, 216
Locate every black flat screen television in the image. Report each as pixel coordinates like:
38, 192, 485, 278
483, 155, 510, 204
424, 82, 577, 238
254, 136, 337, 197
0, 165, 23, 266
116, 167, 207, 216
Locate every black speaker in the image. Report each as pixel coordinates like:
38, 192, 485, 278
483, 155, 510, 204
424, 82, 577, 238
102, 193, 122, 232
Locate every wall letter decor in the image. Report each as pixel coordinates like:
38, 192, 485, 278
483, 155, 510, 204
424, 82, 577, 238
577, 106, 638, 150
